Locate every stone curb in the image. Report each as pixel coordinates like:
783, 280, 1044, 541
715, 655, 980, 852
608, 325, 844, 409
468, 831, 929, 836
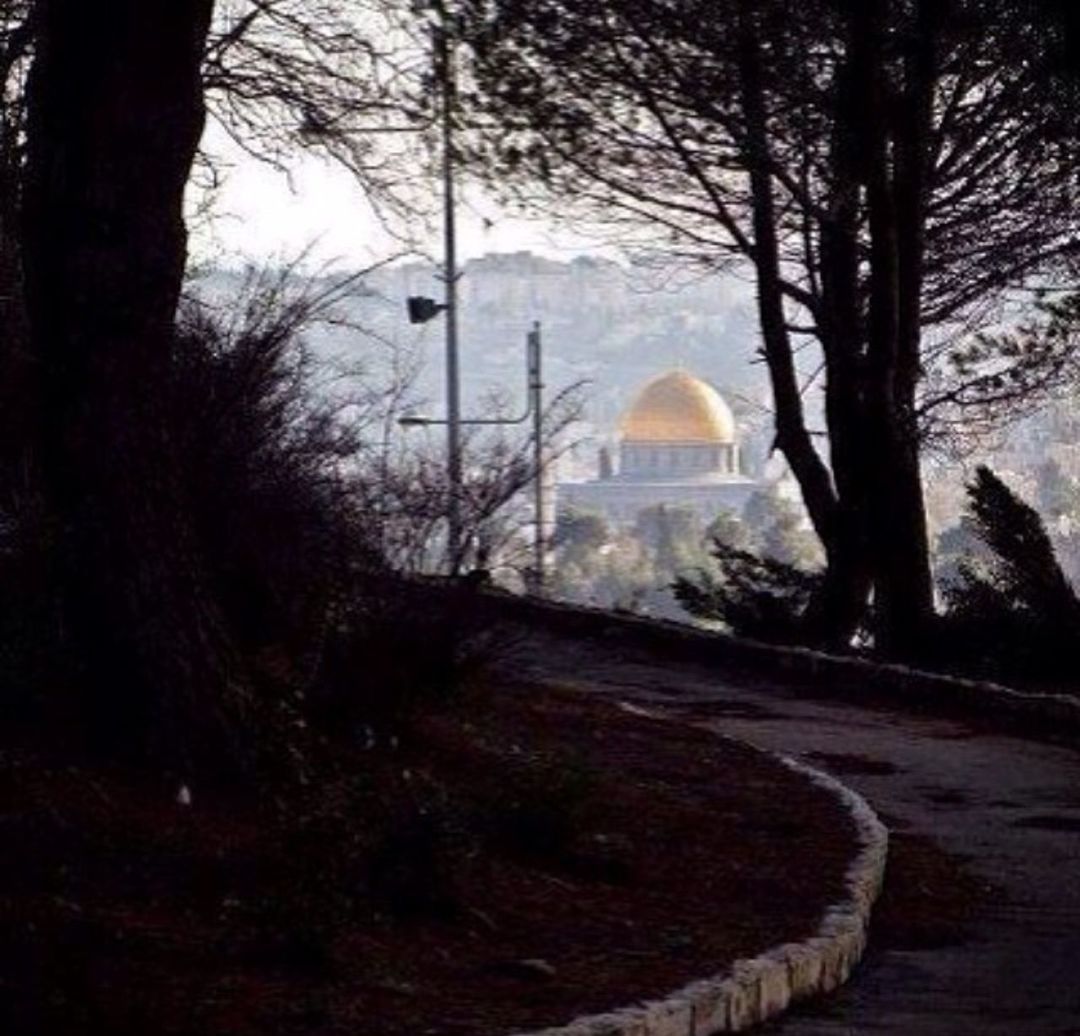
481, 590, 1080, 738
508, 745, 888, 1036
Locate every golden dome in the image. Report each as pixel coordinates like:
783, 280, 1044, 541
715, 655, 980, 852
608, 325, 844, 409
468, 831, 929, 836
619, 370, 735, 444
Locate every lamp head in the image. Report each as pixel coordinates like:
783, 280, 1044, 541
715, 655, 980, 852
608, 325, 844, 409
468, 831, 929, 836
406, 295, 447, 324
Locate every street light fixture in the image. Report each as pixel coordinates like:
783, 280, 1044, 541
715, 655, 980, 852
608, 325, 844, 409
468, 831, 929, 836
400, 4, 548, 589
406, 295, 447, 325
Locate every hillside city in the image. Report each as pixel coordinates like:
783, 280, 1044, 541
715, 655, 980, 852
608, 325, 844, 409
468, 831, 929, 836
203, 253, 1080, 621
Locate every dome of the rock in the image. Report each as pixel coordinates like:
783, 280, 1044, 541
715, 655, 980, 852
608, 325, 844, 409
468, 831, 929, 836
556, 367, 757, 525
619, 370, 736, 444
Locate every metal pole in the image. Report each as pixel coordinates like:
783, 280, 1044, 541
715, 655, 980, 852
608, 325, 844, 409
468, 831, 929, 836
529, 321, 544, 593
437, 13, 463, 574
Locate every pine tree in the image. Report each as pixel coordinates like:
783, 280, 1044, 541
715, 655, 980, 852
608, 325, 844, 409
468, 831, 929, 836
957, 466, 1079, 623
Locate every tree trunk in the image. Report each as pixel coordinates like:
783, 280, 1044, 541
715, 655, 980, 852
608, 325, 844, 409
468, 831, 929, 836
811, 52, 875, 649
888, 0, 939, 646
849, 0, 935, 655
21, 0, 249, 771
738, 3, 873, 648
0, 48, 30, 487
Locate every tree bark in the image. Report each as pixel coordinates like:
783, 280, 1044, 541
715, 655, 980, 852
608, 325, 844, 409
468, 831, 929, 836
811, 52, 875, 649
888, 0, 939, 641
848, 0, 935, 655
0, 36, 30, 487
735, 6, 840, 579
738, 3, 873, 648
21, 0, 249, 770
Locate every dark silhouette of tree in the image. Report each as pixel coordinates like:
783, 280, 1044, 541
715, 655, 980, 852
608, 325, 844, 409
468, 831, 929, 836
2, 1, 424, 525
953, 466, 1080, 624
7, 0, 451, 771
0, 3, 32, 485
936, 465, 1080, 684
20, 0, 251, 771
458, 0, 1079, 653
674, 541, 822, 644
201, 0, 426, 219
2, 0, 421, 397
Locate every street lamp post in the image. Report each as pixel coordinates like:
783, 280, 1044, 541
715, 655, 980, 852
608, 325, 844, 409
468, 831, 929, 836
405, 5, 547, 589
527, 322, 545, 593
435, 12, 463, 574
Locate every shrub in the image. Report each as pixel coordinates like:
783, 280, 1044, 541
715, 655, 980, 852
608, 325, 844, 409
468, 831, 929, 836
480, 749, 595, 861
0, 498, 66, 719
306, 575, 501, 739
674, 539, 822, 644
932, 466, 1080, 684
367, 798, 472, 919
172, 268, 365, 657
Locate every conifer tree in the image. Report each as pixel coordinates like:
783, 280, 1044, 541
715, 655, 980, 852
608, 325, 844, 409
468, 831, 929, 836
953, 466, 1080, 626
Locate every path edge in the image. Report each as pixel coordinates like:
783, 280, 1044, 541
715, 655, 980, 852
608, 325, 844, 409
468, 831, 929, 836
509, 751, 888, 1036
474, 589, 1080, 737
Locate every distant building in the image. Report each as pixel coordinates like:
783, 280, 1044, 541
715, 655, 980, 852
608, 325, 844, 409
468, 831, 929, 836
557, 369, 759, 524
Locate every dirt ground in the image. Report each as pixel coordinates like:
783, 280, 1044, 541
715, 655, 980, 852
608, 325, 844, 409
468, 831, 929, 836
0, 683, 860, 1036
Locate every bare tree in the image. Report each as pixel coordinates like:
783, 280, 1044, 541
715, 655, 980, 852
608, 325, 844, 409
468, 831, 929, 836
352, 381, 584, 579
201, 0, 430, 227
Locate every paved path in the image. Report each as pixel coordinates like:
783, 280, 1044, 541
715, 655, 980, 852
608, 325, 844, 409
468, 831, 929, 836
506, 627, 1080, 1034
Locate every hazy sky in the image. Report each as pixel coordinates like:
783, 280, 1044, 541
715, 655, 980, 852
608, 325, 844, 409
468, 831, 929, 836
192, 123, 604, 270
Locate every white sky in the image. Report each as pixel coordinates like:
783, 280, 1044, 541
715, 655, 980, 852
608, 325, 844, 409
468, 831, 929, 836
191, 122, 605, 270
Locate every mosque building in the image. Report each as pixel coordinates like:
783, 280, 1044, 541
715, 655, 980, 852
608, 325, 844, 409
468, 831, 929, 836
557, 369, 760, 524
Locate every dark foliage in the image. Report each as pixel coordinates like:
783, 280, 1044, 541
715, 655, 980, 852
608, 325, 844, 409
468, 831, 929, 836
155, 274, 513, 761
674, 539, 823, 645
307, 577, 499, 739
931, 466, 1080, 685
171, 271, 363, 656
479, 748, 594, 861
457, 0, 1080, 652
959, 466, 1079, 621
0, 264, 501, 774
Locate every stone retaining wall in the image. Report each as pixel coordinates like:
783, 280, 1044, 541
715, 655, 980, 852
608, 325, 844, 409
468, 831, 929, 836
483, 590, 1080, 739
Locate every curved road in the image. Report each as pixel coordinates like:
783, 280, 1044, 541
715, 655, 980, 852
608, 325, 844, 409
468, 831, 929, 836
506, 625, 1080, 1034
